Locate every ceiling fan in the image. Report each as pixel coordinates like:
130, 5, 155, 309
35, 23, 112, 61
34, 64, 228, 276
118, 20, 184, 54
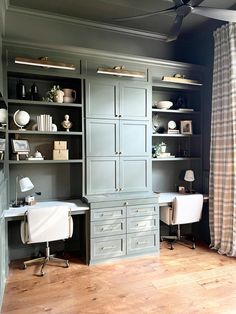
114, 0, 236, 42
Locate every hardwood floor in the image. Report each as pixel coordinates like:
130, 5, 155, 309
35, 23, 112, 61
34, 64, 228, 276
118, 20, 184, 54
2, 242, 236, 314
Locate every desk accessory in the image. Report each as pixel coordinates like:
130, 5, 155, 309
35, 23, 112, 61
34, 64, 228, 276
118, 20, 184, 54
13, 110, 30, 130
0, 108, 7, 129
184, 170, 195, 193
13, 176, 34, 207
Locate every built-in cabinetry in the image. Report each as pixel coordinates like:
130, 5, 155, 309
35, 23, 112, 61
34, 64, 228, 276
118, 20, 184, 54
151, 66, 204, 193
85, 78, 151, 195
6, 66, 84, 202
87, 193, 159, 264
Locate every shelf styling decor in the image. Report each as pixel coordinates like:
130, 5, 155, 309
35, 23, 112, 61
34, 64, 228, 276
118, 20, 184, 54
13, 110, 30, 131
180, 120, 192, 134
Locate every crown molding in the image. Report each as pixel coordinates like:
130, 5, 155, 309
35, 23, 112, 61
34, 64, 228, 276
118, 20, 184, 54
7, 6, 167, 41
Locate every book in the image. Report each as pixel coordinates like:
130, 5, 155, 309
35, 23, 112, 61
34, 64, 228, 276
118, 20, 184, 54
178, 108, 194, 112
27, 157, 44, 160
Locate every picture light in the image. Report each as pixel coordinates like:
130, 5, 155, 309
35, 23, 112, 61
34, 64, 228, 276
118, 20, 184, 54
15, 56, 76, 71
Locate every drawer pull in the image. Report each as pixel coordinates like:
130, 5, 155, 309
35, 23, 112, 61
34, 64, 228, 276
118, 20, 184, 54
136, 223, 147, 227
101, 227, 114, 231
136, 241, 147, 245
124, 202, 128, 206
101, 246, 115, 250
101, 213, 114, 217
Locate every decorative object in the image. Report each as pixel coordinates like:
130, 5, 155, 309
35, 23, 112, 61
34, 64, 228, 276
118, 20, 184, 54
61, 114, 72, 132
53, 141, 68, 160
62, 88, 76, 103
13, 176, 34, 207
0, 108, 7, 128
174, 96, 187, 109
30, 82, 39, 100
12, 139, 30, 160
184, 170, 195, 193
13, 110, 30, 130
180, 120, 192, 134
168, 120, 179, 134
36, 114, 52, 131
97, 65, 145, 78
16, 80, 26, 99
43, 85, 63, 103
154, 142, 175, 158
0, 139, 5, 160
15, 56, 76, 70
53, 89, 64, 103
152, 114, 160, 133
52, 123, 57, 131
178, 186, 185, 193
155, 101, 173, 110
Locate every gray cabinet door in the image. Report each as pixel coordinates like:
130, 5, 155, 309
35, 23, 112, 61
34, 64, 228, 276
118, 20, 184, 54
86, 119, 119, 156
86, 79, 119, 119
120, 82, 150, 120
86, 157, 119, 194
119, 157, 151, 192
120, 120, 150, 156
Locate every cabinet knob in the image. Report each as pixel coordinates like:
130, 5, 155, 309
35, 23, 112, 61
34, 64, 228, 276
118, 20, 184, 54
115, 114, 118, 117
119, 152, 122, 155
124, 201, 128, 206
115, 152, 118, 154
115, 188, 119, 191
120, 188, 123, 191
119, 114, 122, 117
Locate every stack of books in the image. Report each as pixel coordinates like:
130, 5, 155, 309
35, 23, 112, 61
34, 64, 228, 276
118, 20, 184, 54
37, 114, 53, 131
156, 153, 175, 158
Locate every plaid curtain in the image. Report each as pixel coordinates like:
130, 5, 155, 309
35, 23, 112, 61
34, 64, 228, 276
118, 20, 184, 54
209, 23, 236, 256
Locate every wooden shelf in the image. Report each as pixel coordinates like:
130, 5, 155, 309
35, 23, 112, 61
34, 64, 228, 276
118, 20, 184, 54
9, 159, 83, 164
8, 99, 83, 108
8, 130, 83, 136
152, 81, 202, 91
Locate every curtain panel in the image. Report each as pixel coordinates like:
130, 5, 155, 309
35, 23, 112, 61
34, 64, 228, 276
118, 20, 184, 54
209, 23, 236, 256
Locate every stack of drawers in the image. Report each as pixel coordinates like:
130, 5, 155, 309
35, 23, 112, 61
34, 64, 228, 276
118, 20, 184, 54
90, 200, 159, 263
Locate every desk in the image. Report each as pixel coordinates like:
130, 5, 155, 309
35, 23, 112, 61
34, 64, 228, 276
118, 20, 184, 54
4, 199, 90, 264
158, 192, 209, 207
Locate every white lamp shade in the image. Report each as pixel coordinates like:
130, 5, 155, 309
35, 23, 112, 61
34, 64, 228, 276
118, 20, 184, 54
184, 170, 195, 182
19, 177, 34, 192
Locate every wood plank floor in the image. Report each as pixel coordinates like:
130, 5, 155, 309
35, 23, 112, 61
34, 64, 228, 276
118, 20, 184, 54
2, 242, 236, 314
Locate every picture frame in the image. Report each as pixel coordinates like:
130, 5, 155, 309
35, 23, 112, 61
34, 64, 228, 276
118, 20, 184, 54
11, 139, 30, 153
180, 120, 192, 134
178, 186, 185, 194
0, 139, 5, 151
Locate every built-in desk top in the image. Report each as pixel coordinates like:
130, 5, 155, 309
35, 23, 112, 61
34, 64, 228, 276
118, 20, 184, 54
4, 199, 89, 220
84, 192, 159, 203
158, 192, 209, 206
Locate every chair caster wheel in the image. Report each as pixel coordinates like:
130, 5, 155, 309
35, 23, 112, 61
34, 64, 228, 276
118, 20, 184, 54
65, 261, 69, 268
192, 243, 196, 249
22, 264, 27, 270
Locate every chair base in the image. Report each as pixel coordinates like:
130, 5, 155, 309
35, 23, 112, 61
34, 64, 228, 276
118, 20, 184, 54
23, 242, 69, 276
161, 234, 196, 250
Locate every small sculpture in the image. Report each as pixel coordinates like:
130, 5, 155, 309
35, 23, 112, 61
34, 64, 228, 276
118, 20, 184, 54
61, 114, 72, 132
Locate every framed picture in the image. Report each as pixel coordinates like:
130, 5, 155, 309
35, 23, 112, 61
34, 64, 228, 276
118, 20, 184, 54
178, 186, 185, 194
11, 139, 30, 153
180, 120, 192, 134
0, 139, 5, 151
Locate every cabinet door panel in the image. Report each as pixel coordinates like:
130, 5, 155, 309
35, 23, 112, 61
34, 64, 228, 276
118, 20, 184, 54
86, 119, 119, 156
120, 120, 149, 156
86, 79, 118, 118
127, 232, 159, 255
91, 235, 126, 260
86, 157, 119, 194
120, 82, 150, 120
91, 219, 126, 237
120, 157, 151, 192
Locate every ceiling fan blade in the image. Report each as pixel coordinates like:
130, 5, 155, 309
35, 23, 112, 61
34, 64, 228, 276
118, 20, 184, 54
192, 7, 236, 22
166, 14, 184, 42
114, 6, 176, 21
188, 0, 205, 6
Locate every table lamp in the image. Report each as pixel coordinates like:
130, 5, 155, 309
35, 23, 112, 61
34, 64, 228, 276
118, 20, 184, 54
13, 176, 34, 207
184, 170, 195, 193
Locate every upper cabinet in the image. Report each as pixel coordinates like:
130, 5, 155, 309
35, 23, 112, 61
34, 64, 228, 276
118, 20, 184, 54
85, 79, 150, 120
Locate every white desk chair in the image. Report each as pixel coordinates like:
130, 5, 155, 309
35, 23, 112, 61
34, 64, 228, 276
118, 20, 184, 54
21, 205, 73, 276
160, 194, 203, 250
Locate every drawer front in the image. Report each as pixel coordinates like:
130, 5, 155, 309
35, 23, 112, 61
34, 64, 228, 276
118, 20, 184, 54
127, 216, 158, 233
127, 205, 158, 218
91, 219, 126, 237
127, 232, 159, 255
91, 207, 126, 221
91, 235, 126, 259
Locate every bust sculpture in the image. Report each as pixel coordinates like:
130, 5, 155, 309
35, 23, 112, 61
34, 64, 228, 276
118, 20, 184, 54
61, 114, 72, 132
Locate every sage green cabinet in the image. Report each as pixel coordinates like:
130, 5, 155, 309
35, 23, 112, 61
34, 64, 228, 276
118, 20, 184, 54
85, 79, 150, 120
88, 195, 159, 264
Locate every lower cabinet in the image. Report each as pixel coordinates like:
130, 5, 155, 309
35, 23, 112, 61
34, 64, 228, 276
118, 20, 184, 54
88, 196, 159, 264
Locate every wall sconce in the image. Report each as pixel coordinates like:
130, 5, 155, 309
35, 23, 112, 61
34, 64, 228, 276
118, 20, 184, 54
13, 176, 34, 207
184, 170, 195, 193
96, 66, 145, 78
15, 56, 76, 71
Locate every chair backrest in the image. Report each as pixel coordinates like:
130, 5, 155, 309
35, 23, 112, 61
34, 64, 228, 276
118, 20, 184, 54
173, 194, 203, 225
21, 206, 73, 244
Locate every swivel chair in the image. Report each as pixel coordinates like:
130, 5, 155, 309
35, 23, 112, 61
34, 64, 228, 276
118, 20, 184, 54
160, 194, 203, 250
21, 205, 73, 276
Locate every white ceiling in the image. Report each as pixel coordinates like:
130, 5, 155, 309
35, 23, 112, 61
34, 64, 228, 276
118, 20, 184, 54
9, 0, 236, 38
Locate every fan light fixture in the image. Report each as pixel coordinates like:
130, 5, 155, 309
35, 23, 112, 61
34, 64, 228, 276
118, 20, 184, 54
96, 66, 145, 78
15, 56, 76, 71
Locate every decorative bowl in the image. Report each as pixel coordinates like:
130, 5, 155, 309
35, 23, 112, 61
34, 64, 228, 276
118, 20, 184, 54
155, 101, 173, 110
